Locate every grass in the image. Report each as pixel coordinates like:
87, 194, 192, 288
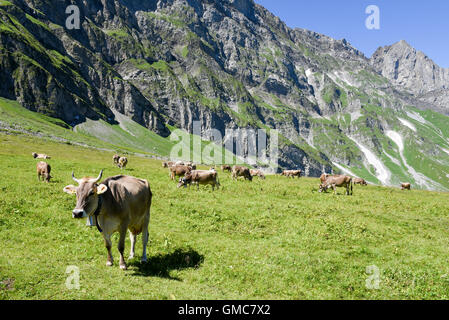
2, 133, 449, 299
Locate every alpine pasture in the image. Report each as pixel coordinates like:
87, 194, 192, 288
1, 133, 449, 299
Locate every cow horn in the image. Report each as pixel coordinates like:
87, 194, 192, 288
72, 172, 80, 184
92, 170, 104, 183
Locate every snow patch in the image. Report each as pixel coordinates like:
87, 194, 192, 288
349, 137, 390, 185
332, 162, 358, 177
305, 69, 314, 79
350, 110, 362, 122
398, 118, 417, 132
406, 111, 427, 125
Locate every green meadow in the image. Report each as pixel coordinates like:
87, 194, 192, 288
1, 133, 449, 299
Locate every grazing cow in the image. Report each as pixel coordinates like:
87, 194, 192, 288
37, 162, 51, 183
320, 173, 330, 184
319, 175, 353, 195
250, 169, 266, 180
232, 166, 253, 181
117, 157, 128, 170
63, 171, 152, 270
354, 178, 368, 186
221, 165, 232, 173
32, 152, 51, 160
162, 161, 175, 168
170, 165, 192, 181
283, 170, 302, 179
178, 170, 220, 190
113, 154, 120, 165
401, 183, 411, 190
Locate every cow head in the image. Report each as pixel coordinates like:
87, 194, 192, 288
63, 170, 108, 219
177, 173, 192, 189
319, 184, 328, 193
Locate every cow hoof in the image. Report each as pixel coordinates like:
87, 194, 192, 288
141, 258, 148, 264
106, 261, 113, 267
129, 255, 135, 260
120, 264, 127, 270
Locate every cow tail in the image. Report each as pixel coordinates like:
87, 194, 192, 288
351, 179, 353, 195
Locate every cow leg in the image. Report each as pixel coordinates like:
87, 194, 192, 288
129, 232, 136, 260
103, 233, 114, 267
141, 213, 150, 263
118, 225, 128, 270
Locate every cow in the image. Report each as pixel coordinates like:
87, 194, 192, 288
401, 183, 411, 190
354, 178, 368, 186
250, 169, 266, 180
170, 165, 192, 181
162, 161, 175, 168
221, 165, 232, 173
320, 173, 330, 184
32, 152, 51, 160
232, 165, 253, 181
117, 157, 128, 170
37, 162, 52, 183
63, 171, 152, 270
319, 175, 353, 195
283, 170, 302, 179
113, 154, 120, 165
178, 170, 220, 190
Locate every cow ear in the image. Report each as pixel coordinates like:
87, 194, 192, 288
97, 184, 108, 195
63, 185, 77, 195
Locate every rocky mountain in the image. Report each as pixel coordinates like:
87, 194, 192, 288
371, 40, 449, 113
1, 0, 449, 190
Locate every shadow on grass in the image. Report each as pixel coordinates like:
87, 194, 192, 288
129, 248, 204, 280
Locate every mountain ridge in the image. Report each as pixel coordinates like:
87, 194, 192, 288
1, 0, 449, 190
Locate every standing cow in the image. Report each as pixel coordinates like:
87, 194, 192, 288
283, 170, 302, 179
221, 165, 232, 173
250, 169, 266, 180
319, 175, 353, 195
117, 157, 128, 170
170, 165, 192, 181
178, 170, 220, 191
63, 171, 152, 270
232, 166, 253, 181
37, 162, 52, 183
401, 183, 411, 190
32, 152, 51, 159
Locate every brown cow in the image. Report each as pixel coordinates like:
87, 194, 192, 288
320, 173, 330, 184
232, 166, 253, 181
319, 175, 353, 195
283, 170, 302, 179
178, 170, 220, 190
117, 157, 128, 170
221, 165, 232, 173
37, 161, 52, 182
401, 183, 411, 190
354, 178, 368, 186
113, 154, 120, 165
32, 152, 51, 160
250, 169, 266, 180
63, 171, 152, 270
162, 161, 175, 168
170, 165, 192, 181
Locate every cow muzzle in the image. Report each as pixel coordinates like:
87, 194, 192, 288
72, 209, 87, 219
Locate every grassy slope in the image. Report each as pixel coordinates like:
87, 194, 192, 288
1, 133, 449, 299
0, 97, 238, 164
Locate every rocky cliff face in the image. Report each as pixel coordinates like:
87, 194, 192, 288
1, 0, 449, 189
371, 40, 449, 113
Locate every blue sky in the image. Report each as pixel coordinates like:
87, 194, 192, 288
255, 0, 449, 68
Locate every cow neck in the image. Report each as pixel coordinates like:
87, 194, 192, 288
93, 195, 103, 233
